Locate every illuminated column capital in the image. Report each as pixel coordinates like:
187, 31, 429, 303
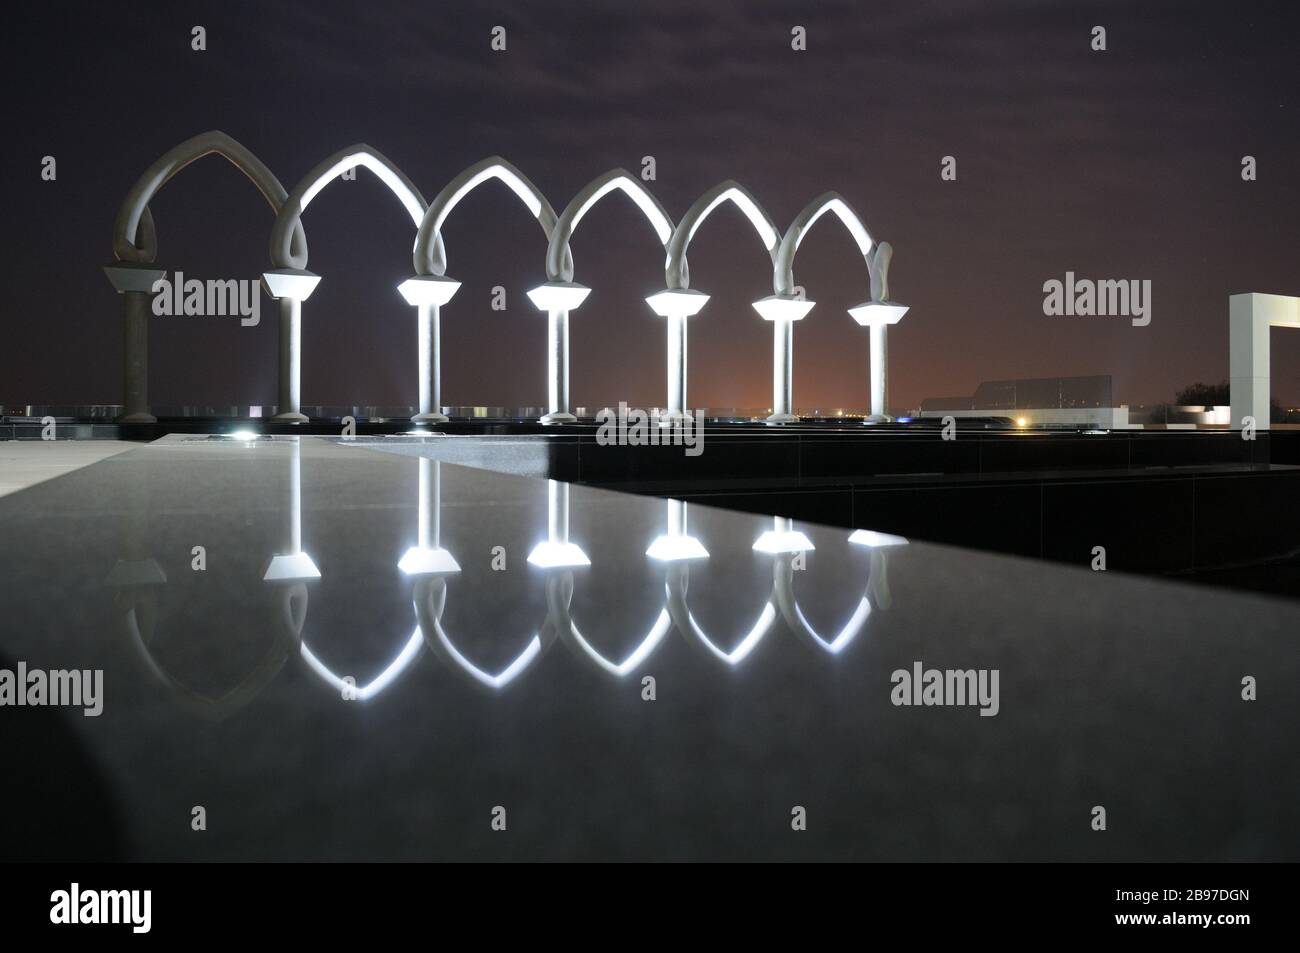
528, 283, 591, 424
397, 275, 462, 307
849, 300, 908, 423
526, 280, 592, 312
262, 268, 322, 301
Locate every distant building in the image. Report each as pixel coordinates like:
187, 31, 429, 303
920, 375, 1130, 427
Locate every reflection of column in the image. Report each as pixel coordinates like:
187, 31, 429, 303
399, 458, 461, 575
752, 295, 815, 425
768, 526, 908, 655
645, 290, 710, 425
527, 480, 591, 568
262, 437, 321, 581
262, 269, 322, 423
398, 276, 461, 424
527, 282, 591, 424
103, 263, 166, 423
752, 515, 815, 554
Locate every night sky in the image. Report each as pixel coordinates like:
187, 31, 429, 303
5, 0, 1300, 413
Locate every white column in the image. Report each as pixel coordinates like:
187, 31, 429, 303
869, 322, 888, 419
274, 297, 308, 423
666, 312, 686, 422
768, 318, 797, 424
414, 303, 449, 423
544, 310, 575, 424
1229, 293, 1300, 431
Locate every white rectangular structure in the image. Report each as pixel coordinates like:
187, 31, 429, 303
1229, 293, 1300, 431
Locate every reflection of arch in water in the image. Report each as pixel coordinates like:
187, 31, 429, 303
413, 475, 571, 690
403, 158, 571, 423
108, 557, 305, 719
544, 495, 699, 678
264, 144, 430, 422
530, 170, 675, 424
105, 130, 307, 423
297, 453, 460, 701
415, 576, 548, 690
770, 526, 907, 655
651, 501, 779, 667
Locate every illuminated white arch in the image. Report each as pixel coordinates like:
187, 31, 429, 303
770, 528, 906, 655
663, 563, 779, 666
546, 572, 673, 678
664, 181, 780, 290
530, 170, 674, 423
764, 192, 884, 424
415, 156, 570, 277
264, 144, 429, 422
403, 158, 572, 422
415, 576, 547, 690
545, 169, 674, 281
106, 130, 306, 423
299, 628, 426, 702
648, 182, 782, 423
271, 144, 426, 270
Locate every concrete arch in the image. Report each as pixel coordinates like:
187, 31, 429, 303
773, 191, 873, 295
270, 144, 427, 270
112, 129, 306, 265
414, 156, 571, 278
664, 181, 780, 290
664, 564, 779, 667
415, 576, 549, 691
545, 169, 674, 282
546, 572, 672, 678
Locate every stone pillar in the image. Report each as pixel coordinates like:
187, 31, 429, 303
103, 263, 166, 423
263, 269, 321, 424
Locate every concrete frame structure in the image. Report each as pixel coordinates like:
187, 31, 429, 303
770, 193, 906, 423
267, 145, 428, 422
109, 133, 905, 424
106, 131, 306, 423
534, 170, 674, 424
657, 182, 780, 425
411, 158, 568, 423
1230, 293, 1300, 430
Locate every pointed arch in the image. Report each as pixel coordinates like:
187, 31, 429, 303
270, 144, 427, 270
414, 576, 548, 691
545, 572, 672, 678
414, 156, 572, 278
664, 564, 778, 666
545, 169, 674, 281
664, 181, 780, 289
112, 130, 306, 265
299, 627, 426, 701
773, 191, 874, 294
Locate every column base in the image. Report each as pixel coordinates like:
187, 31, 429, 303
411, 412, 449, 424
765, 413, 799, 425
658, 410, 694, 427
116, 412, 157, 424
272, 411, 309, 423
540, 412, 577, 425
863, 414, 893, 424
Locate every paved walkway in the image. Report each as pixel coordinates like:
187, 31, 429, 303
0, 440, 137, 498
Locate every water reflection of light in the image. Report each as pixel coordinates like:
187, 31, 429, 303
428, 621, 544, 690
752, 517, 815, 554
561, 604, 672, 677
848, 529, 908, 548
299, 628, 425, 701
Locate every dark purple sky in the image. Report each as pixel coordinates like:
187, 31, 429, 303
5, 0, 1300, 412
